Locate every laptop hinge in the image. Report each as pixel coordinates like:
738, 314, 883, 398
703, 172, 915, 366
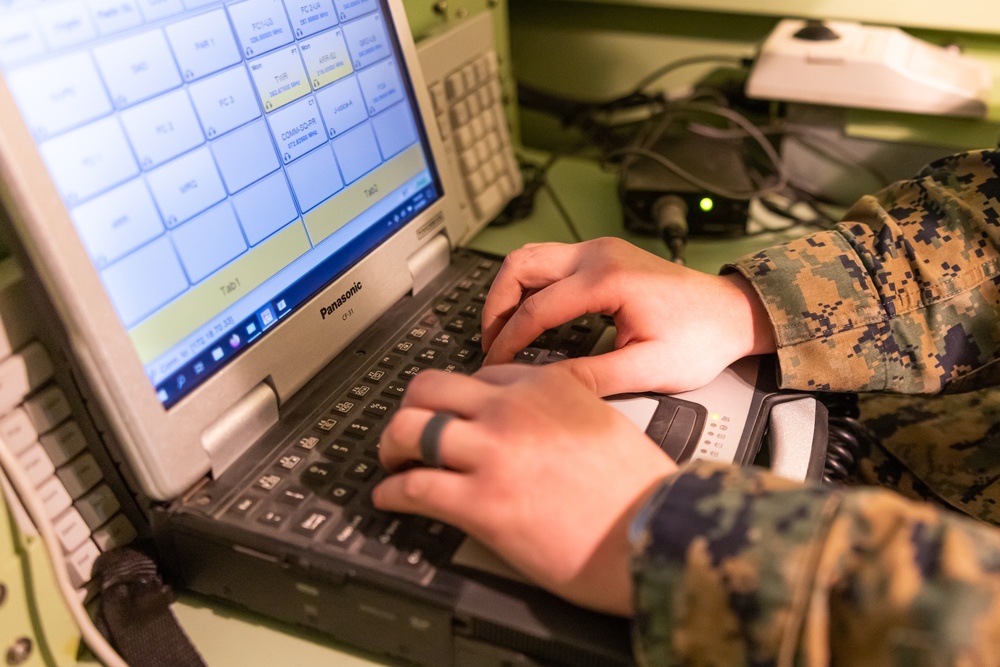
407, 232, 451, 296
201, 382, 279, 478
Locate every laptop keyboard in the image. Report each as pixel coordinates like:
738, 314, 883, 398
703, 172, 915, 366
217, 254, 608, 579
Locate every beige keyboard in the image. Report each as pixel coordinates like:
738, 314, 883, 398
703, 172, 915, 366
417, 12, 523, 228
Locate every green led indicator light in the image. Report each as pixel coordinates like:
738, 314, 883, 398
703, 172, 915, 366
699, 197, 714, 213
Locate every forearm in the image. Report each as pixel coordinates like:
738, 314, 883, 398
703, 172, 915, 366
631, 461, 1000, 665
728, 150, 1000, 394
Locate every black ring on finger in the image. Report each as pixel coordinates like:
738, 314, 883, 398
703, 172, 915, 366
419, 412, 455, 469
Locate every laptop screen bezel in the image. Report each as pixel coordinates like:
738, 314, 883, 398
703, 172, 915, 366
0, 0, 472, 501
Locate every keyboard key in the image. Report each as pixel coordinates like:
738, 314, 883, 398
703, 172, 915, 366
67, 539, 101, 588
416, 348, 439, 363
257, 508, 289, 528
91, 514, 137, 551
445, 318, 468, 334
365, 369, 387, 383
328, 483, 357, 506
324, 439, 357, 460
314, 417, 338, 433
278, 486, 309, 506
75, 483, 120, 530
37, 476, 73, 519
348, 384, 373, 399
294, 510, 332, 537
378, 354, 402, 369
301, 462, 337, 486
345, 459, 376, 482
326, 512, 364, 547
57, 453, 103, 499
399, 363, 424, 380
54, 507, 91, 553
331, 400, 356, 416
228, 495, 259, 518
344, 419, 376, 439
297, 435, 321, 451
363, 399, 394, 419
276, 453, 303, 470
382, 382, 406, 399
255, 473, 283, 491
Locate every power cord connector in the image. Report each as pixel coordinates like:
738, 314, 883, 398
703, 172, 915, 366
651, 194, 689, 264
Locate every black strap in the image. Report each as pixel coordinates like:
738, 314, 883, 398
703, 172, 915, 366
92, 543, 206, 667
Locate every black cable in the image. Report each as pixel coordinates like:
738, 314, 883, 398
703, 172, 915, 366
651, 195, 688, 264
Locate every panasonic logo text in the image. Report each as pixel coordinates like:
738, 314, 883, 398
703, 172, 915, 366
320, 282, 362, 320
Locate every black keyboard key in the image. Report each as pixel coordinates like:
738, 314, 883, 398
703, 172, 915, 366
445, 290, 461, 302
408, 327, 428, 341
227, 495, 258, 518
379, 353, 402, 369
450, 347, 477, 364
431, 332, 453, 347
472, 290, 488, 303
559, 332, 587, 350
294, 510, 332, 537
331, 400, 356, 416
365, 368, 387, 384
276, 453, 303, 471
383, 382, 406, 399
461, 304, 479, 317
345, 418, 377, 439
302, 462, 337, 487
329, 483, 358, 505
257, 508, 288, 529
416, 348, 440, 363
396, 548, 426, 570
314, 417, 338, 433
364, 399, 394, 419
420, 314, 440, 328
348, 384, 373, 400
324, 439, 357, 460
296, 435, 320, 452
255, 473, 283, 492
433, 302, 453, 316
457, 279, 474, 291
345, 459, 377, 482
445, 318, 468, 333
515, 348, 540, 363
278, 487, 309, 506
394, 340, 414, 354
399, 363, 424, 380
467, 331, 483, 347
327, 513, 365, 548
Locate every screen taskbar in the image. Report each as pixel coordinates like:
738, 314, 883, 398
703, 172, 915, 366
153, 184, 438, 408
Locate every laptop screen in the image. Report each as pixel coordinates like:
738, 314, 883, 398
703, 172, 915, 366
0, 0, 441, 409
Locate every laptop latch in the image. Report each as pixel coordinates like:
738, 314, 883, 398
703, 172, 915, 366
201, 382, 279, 478
407, 233, 451, 296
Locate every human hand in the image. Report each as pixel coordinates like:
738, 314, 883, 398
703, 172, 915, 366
372, 363, 677, 616
481, 237, 775, 395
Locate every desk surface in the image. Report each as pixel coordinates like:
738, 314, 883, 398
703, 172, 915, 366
162, 155, 809, 666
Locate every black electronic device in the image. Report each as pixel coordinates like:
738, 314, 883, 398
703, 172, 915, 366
619, 133, 751, 238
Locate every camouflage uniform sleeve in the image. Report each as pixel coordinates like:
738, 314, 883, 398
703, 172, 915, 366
726, 149, 1000, 394
631, 460, 1000, 666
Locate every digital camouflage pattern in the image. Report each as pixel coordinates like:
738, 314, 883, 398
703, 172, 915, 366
632, 150, 1000, 666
